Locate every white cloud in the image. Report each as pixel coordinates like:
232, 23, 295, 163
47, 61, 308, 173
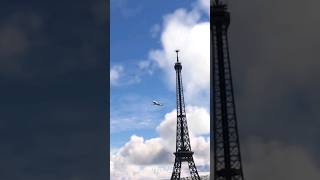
110, 65, 123, 86
149, 7, 210, 106
111, 137, 209, 179
138, 60, 150, 70
111, 152, 173, 180
111, 106, 210, 179
138, 60, 155, 75
157, 106, 210, 149
156, 106, 210, 166
118, 135, 170, 165
197, 0, 210, 15
110, 64, 142, 86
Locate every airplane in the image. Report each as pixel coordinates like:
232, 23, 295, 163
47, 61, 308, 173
152, 100, 163, 106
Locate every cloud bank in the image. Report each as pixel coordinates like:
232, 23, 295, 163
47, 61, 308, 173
149, 5, 210, 107
111, 106, 210, 179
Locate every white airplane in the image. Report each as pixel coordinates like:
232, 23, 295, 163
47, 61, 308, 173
152, 100, 163, 106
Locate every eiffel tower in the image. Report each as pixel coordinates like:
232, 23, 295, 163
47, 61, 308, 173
211, 0, 245, 180
170, 50, 201, 180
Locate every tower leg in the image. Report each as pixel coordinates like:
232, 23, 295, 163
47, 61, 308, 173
187, 158, 201, 180
171, 158, 181, 180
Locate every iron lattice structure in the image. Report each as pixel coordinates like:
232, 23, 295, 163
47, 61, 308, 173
171, 50, 201, 180
211, 2, 245, 180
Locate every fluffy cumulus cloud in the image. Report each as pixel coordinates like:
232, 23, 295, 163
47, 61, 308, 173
149, 2, 210, 106
157, 106, 209, 147
111, 106, 210, 179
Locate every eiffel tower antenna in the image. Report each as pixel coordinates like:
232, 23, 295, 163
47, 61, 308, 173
211, 1, 245, 180
170, 50, 200, 180
175, 49, 180, 62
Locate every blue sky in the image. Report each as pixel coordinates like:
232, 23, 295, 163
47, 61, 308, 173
111, 0, 196, 148
110, 0, 209, 148
110, 0, 210, 178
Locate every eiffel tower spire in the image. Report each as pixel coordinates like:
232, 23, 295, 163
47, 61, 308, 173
171, 50, 201, 180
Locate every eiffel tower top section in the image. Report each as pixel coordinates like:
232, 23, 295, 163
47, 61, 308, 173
211, 1, 230, 27
174, 49, 187, 131
174, 50, 182, 71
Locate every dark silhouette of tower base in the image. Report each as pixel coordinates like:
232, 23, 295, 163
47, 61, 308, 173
211, 1, 245, 180
171, 50, 200, 180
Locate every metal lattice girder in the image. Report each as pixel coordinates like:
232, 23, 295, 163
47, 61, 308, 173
171, 51, 201, 180
212, 4, 244, 180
